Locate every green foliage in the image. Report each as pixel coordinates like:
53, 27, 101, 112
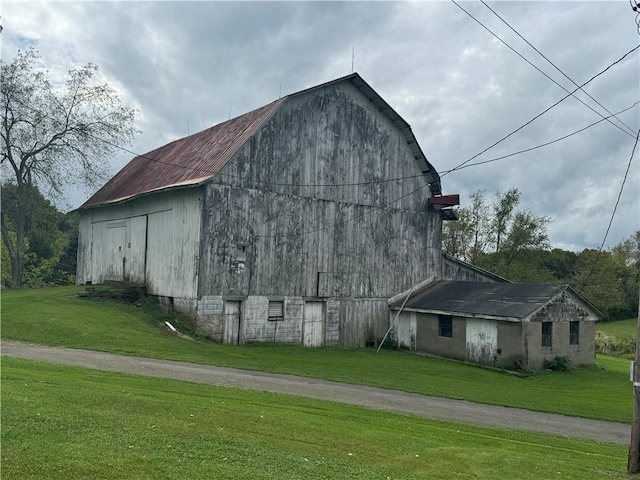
595, 331, 635, 359
1, 184, 78, 288
443, 188, 549, 266
543, 356, 572, 372
1, 286, 632, 423
2, 358, 626, 480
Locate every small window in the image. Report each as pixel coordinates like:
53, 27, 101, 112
570, 321, 579, 345
439, 315, 453, 338
541, 322, 552, 347
268, 301, 284, 322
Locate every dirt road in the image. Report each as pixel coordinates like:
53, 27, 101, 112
1, 341, 628, 445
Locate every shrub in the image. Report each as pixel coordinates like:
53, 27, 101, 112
543, 355, 572, 372
595, 331, 635, 357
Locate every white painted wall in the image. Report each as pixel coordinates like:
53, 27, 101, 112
394, 311, 416, 350
465, 319, 498, 364
77, 188, 202, 300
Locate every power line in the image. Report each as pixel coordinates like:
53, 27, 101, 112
16, 92, 636, 192
441, 43, 640, 178
452, 0, 637, 140
6, 45, 637, 241
579, 127, 640, 293
481, 0, 636, 136
442, 101, 639, 174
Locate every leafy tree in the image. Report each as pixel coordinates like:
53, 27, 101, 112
1, 48, 137, 287
2, 183, 64, 287
573, 249, 624, 319
442, 188, 549, 266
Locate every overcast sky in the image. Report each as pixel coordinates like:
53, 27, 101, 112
2, 1, 639, 252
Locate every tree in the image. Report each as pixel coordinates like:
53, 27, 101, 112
442, 188, 549, 267
1, 48, 138, 287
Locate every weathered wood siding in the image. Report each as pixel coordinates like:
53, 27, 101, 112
198, 82, 442, 303
441, 255, 507, 283
198, 184, 440, 299
77, 188, 202, 299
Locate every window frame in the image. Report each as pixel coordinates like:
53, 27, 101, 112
569, 321, 579, 345
268, 301, 284, 322
541, 321, 552, 348
438, 315, 453, 338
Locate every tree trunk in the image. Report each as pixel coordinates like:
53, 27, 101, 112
0, 210, 23, 288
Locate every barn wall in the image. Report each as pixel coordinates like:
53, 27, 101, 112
77, 188, 202, 300
198, 184, 439, 299
212, 80, 435, 211
441, 255, 507, 283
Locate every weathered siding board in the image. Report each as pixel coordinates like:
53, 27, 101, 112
325, 298, 341, 346
441, 255, 506, 283
394, 311, 417, 350
77, 188, 202, 299
198, 184, 439, 299
211, 82, 433, 212
338, 299, 389, 348
465, 319, 498, 365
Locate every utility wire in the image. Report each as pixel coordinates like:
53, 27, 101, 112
442, 101, 639, 174
15, 94, 636, 191
259, 100, 640, 239
481, 0, 636, 136
441, 43, 640, 178
452, 0, 637, 140
6, 46, 638, 240
578, 127, 640, 292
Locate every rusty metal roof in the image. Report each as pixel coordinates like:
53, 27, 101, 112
390, 281, 603, 321
82, 73, 440, 209
82, 99, 285, 208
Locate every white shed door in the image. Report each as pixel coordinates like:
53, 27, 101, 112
223, 301, 241, 345
104, 223, 125, 281
465, 319, 498, 365
303, 302, 324, 347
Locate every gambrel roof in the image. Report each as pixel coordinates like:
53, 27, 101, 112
81, 73, 440, 209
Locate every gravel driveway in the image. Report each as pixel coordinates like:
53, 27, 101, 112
1, 340, 629, 445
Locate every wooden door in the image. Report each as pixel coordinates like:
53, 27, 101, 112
223, 301, 241, 345
303, 302, 324, 347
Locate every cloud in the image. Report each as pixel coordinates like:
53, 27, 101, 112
2, 0, 638, 251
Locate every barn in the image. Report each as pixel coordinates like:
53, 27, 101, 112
390, 280, 601, 368
77, 73, 468, 347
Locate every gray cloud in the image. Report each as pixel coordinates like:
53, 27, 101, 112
2, 0, 638, 251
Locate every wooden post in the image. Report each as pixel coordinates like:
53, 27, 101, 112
628, 290, 640, 473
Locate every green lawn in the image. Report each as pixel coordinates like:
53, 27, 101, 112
598, 319, 637, 342
1, 286, 632, 423
1, 357, 628, 480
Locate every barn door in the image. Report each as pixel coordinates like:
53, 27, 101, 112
223, 301, 241, 345
303, 302, 324, 347
465, 319, 498, 365
105, 222, 125, 281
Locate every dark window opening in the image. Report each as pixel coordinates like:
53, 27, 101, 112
268, 301, 284, 322
541, 322, 552, 347
439, 315, 453, 338
570, 321, 579, 345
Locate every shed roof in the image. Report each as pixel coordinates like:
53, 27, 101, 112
389, 281, 601, 321
82, 73, 440, 209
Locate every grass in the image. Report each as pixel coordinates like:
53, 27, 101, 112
598, 319, 637, 342
1, 357, 628, 480
1, 286, 633, 423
